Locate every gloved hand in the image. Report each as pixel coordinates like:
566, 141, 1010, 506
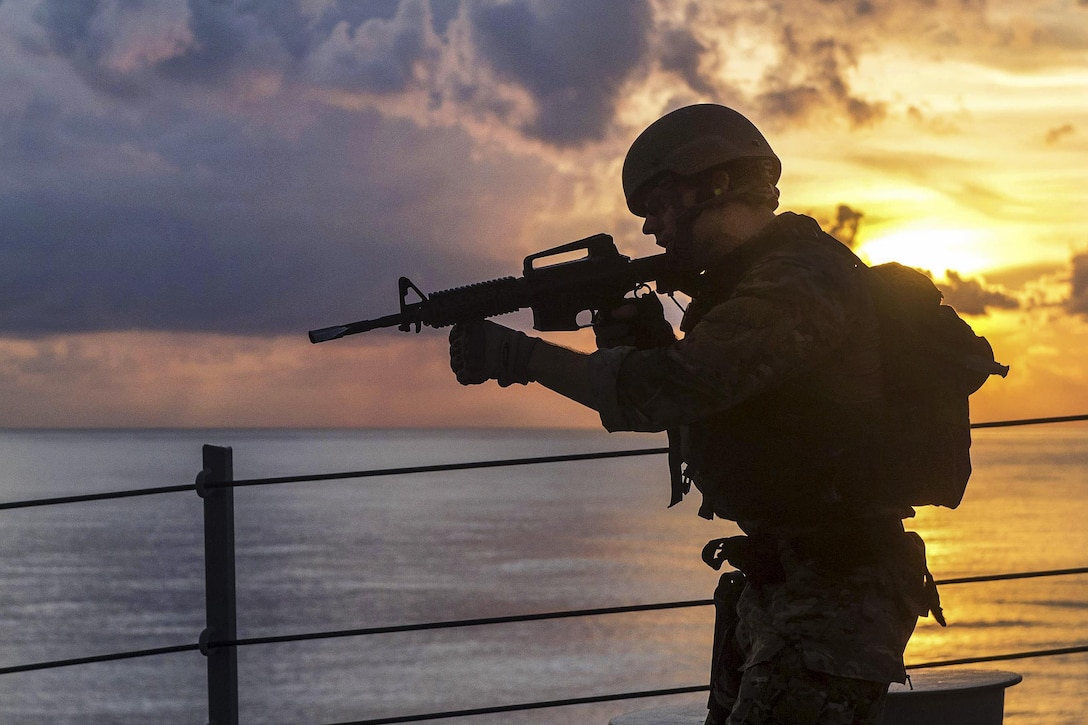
449, 320, 538, 387
593, 294, 676, 350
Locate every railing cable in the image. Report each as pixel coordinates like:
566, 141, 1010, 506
937, 566, 1088, 585
971, 413, 1088, 429
206, 567, 1088, 650
198, 412, 1088, 491
0, 449, 667, 510
322, 685, 710, 725
208, 599, 713, 650
6, 566, 1084, 677
322, 644, 1088, 725
1, 413, 1088, 719
908, 644, 1088, 670
0, 643, 199, 676
0, 483, 195, 511
208, 447, 669, 490
4, 413, 1087, 510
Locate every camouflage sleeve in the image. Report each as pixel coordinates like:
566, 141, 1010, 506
590, 241, 863, 432
587, 345, 638, 430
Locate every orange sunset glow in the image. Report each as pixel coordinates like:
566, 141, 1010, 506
0, 0, 1085, 428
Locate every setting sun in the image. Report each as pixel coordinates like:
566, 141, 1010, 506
855, 226, 999, 279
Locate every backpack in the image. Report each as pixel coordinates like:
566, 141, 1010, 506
670, 213, 1009, 516
864, 261, 1009, 508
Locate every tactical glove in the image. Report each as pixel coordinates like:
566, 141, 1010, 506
593, 294, 676, 350
449, 320, 538, 387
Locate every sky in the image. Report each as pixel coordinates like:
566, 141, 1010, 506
0, 0, 1086, 428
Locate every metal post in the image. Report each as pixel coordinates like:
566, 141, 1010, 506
197, 444, 239, 725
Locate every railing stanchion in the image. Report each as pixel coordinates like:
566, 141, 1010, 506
197, 444, 239, 725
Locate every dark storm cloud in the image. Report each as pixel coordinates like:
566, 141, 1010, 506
0, 103, 533, 337
658, 26, 715, 96
467, 0, 652, 144
0, 189, 473, 336
30, 0, 149, 96
1, 214, 525, 337
28, 0, 651, 145
306, 0, 439, 93
31, 0, 230, 93
21, 0, 1065, 339
938, 271, 1019, 316
0, 96, 67, 165
155, 0, 312, 82
5, 1, 609, 337
29, 0, 432, 95
756, 27, 885, 128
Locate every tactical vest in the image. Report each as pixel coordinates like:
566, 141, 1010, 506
673, 213, 891, 525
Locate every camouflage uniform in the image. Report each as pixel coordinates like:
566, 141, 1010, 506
587, 213, 934, 724
704, 531, 931, 724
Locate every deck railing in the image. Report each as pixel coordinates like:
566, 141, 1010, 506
3, 414, 1088, 724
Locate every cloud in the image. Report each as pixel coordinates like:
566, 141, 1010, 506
815, 208, 1024, 318
828, 204, 864, 247
0, 0, 1084, 430
938, 271, 1020, 316
859, 1, 1087, 72
982, 262, 1068, 303
756, 27, 886, 128
684, 0, 1088, 132
26, 0, 660, 148
0, 330, 601, 427
27, 0, 446, 97
6, 1, 658, 343
306, 0, 441, 94
0, 99, 556, 337
466, 0, 652, 144
1067, 252, 1088, 316
25, 0, 1085, 147
657, 26, 715, 96
1046, 123, 1076, 145
28, 0, 306, 94
2, 1, 1084, 338
845, 149, 1021, 220
906, 105, 964, 136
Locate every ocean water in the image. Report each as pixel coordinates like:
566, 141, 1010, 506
0, 426, 1085, 725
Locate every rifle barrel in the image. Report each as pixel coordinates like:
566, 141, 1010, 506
308, 325, 349, 343
308, 311, 407, 343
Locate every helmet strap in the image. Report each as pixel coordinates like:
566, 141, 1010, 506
669, 172, 742, 274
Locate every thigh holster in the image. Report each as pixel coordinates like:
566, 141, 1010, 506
707, 570, 747, 719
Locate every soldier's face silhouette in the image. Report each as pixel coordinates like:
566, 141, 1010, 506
641, 172, 749, 273
642, 175, 695, 260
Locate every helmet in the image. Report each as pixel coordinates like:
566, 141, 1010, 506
622, 104, 781, 217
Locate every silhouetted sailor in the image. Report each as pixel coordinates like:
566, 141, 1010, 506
449, 104, 945, 725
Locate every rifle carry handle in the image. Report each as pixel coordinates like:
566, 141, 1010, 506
522, 233, 619, 275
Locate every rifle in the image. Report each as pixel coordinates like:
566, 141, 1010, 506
308, 233, 682, 343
